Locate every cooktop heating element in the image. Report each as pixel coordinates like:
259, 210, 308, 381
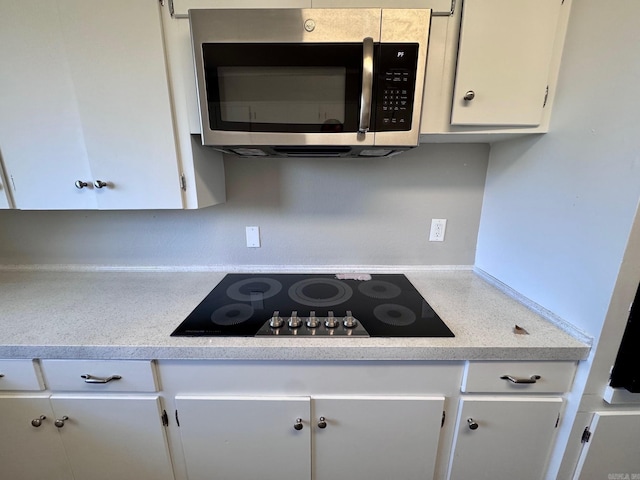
171, 274, 455, 338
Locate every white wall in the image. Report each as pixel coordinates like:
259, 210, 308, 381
0, 143, 488, 267
474, 1, 640, 478
476, 0, 640, 343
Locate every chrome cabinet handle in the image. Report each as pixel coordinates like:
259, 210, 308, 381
467, 418, 479, 430
500, 374, 541, 384
463, 90, 475, 101
75, 180, 89, 189
0, 373, 4, 378
81, 374, 122, 384
358, 37, 374, 134
31, 415, 46, 427
317, 416, 327, 429
54, 416, 69, 428
93, 180, 108, 189
294, 418, 303, 431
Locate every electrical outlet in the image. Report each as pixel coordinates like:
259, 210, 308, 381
429, 219, 447, 242
246, 226, 260, 248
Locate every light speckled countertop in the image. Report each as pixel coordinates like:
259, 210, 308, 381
0, 269, 590, 361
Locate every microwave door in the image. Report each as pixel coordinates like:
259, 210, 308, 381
197, 42, 376, 147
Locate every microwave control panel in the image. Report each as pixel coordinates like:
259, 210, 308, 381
373, 44, 419, 132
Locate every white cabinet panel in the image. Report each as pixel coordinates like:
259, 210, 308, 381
175, 395, 311, 480
573, 411, 640, 480
41, 359, 157, 392
0, 395, 72, 480
0, 0, 97, 210
462, 361, 576, 393
451, 0, 562, 126
57, 0, 183, 210
448, 396, 563, 480
0, 359, 42, 391
171, 0, 311, 18
51, 395, 174, 480
313, 395, 445, 480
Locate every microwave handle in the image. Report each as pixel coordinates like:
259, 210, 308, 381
359, 37, 374, 134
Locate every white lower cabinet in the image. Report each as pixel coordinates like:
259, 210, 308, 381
312, 396, 445, 480
50, 395, 175, 480
160, 361, 464, 480
0, 393, 174, 480
175, 394, 445, 480
0, 395, 72, 480
447, 396, 564, 480
572, 411, 640, 480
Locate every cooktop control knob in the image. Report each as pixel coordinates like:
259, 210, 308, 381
269, 311, 283, 329
288, 311, 302, 329
325, 311, 339, 329
307, 311, 319, 329
343, 311, 358, 329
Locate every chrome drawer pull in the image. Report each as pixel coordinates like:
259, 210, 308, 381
500, 374, 541, 384
81, 374, 122, 384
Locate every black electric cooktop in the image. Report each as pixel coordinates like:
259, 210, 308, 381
171, 274, 454, 338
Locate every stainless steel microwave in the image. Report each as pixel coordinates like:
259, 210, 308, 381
189, 8, 431, 157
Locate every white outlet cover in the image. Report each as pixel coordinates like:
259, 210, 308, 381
246, 226, 260, 248
429, 219, 447, 242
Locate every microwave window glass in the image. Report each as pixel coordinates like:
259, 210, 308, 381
217, 66, 346, 126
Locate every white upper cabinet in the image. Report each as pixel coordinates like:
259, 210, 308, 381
55, 0, 184, 210
451, 0, 562, 126
0, 0, 97, 210
0, 0, 225, 210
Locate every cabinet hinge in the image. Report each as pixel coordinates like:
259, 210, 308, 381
441, 411, 446, 428
162, 409, 169, 427
158, 0, 164, 6
581, 426, 591, 443
180, 173, 187, 191
555, 413, 560, 428
543, 86, 550, 108
168, 0, 175, 17
175, 410, 180, 427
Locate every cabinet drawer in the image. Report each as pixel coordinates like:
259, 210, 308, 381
462, 361, 576, 393
0, 359, 42, 391
40, 360, 157, 392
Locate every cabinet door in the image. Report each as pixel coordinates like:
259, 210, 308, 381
0, 0, 97, 210
175, 395, 311, 480
56, 0, 183, 210
447, 397, 563, 480
0, 395, 72, 480
572, 411, 640, 480
313, 396, 445, 480
50, 395, 174, 480
451, 0, 562, 126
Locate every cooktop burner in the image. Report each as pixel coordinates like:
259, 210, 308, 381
170, 274, 455, 338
